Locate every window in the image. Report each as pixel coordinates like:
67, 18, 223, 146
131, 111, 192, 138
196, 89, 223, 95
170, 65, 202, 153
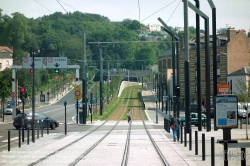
6, 61, 9, 66
217, 68, 220, 77
217, 54, 220, 63
0, 63, 2, 69
167, 59, 171, 68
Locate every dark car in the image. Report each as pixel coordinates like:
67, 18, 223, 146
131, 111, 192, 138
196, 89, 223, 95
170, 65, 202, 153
180, 112, 207, 127
189, 103, 198, 112
13, 112, 59, 130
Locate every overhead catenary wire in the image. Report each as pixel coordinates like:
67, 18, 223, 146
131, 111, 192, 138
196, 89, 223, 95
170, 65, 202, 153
56, 0, 68, 14
34, 0, 53, 13
141, 0, 178, 23
167, 0, 181, 24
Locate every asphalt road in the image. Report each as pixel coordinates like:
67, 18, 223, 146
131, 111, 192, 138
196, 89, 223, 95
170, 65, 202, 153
0, 88, 92, 152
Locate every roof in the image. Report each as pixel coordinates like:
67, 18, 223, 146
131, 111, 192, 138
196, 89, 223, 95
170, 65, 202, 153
0, 52, 12, 58
0, 46, 13, 54
158, 49, 172, 57
228, 66, 250, 76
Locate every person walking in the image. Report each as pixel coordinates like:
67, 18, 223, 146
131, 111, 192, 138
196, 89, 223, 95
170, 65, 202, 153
127, 110, 131, 123
171, 113, 179, 142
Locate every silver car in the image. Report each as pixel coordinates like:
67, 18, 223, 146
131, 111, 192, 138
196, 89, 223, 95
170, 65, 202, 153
4, 105, 13, 115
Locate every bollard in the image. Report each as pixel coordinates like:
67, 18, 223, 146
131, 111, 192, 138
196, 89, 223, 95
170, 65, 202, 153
27, 128, 29, 145
177, 126, 180, 141
211, 137, 215, 166
37, 121, 39, 139
224, 141, 228, 166
195, 131, 198, 155
19, 128, 21, 148
202, 133, 205, 161
8, 130, 10, 151
240, 119, 242, 129
241, 148, 246, 166
181, 125, 183, 143
184, 127, 187, 147
41, 120, 43, 137
47, 120, 49, 135
189, 128, 192, 151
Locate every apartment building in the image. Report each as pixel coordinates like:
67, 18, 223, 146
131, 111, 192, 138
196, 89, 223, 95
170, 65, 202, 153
158, 28, 250, 106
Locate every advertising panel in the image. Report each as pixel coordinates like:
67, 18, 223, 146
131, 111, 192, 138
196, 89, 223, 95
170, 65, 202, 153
215, 95, 238, 129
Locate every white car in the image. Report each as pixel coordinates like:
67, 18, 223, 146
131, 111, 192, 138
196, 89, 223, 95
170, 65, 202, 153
4, 105, 13, 115
238, 103, 247, 118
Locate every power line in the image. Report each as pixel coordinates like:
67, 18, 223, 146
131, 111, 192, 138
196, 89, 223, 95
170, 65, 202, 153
34, 0, 53, 13
141, 0, 178, 23
167, 0, 181, 24
56, 0, 68, 14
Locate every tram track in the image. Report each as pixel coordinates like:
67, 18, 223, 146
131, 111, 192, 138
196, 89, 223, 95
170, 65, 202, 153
28, 88, 133, 166
122, 89, 169, 166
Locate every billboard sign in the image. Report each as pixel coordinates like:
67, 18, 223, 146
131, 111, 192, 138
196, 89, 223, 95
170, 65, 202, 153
215, 95, 238, 129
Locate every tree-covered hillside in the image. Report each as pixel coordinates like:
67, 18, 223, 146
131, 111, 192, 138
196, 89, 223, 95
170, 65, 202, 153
0, 9, 197, 96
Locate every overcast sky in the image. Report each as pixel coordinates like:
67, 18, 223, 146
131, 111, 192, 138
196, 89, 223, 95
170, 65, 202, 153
1, 0, 250, 34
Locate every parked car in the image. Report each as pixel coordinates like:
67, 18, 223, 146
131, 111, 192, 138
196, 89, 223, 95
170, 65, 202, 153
238, 103, 247, 119
189, 103, 198, 112
13, 112, 59, 130
180, 112, 207, 127
4, 105, 13, 115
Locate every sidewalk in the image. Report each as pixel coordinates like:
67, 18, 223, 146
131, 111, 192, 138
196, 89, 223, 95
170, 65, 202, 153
142, 89, 250, 166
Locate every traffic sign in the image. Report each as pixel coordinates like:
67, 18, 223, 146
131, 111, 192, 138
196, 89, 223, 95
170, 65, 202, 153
11, 100, 15, 107
10, 92, 16, 98
22, 57, 43, 68
74, 85, 82, 100
46, 57, 68, 69
217, 84, 231, 94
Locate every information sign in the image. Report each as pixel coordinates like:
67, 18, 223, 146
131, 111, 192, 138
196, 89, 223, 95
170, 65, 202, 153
46, 57, 68, 69
215, 95, 238, 129
22, 57, 43, 68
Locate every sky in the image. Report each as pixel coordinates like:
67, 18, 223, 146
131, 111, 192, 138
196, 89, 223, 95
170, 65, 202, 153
0, 0, 250, 34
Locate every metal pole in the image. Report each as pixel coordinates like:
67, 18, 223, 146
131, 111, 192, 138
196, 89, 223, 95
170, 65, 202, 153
8, 130, 10, 151
195, 131, 198, 155
91, 92, 93, 123
194, 0, 202, 131
100, 49, 103, 115
22, 99, 24, 142
64, 101, 67, 135
31, 49, 35, 143
2, 91, 5, 122
211, 137, 215, 166
202, 133, 206, 160
205, 18, 211, 132
183, 0, 190, 134
82, 32, 87, 124
76, 100, 79, 124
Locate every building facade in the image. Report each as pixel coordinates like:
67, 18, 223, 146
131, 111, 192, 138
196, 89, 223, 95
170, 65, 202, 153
158, 28, 250, 106
0, 46, 13, 71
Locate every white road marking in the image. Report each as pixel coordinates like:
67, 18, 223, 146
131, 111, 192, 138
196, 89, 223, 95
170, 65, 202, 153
2, 136, 19, 143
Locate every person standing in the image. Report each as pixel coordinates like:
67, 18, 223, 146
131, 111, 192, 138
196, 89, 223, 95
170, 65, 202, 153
171, 113, 179, 142
127, 110, 131, 123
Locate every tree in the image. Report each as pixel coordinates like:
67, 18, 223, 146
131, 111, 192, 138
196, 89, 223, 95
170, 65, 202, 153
234, 78, 250, 140
217, 28, 227, 34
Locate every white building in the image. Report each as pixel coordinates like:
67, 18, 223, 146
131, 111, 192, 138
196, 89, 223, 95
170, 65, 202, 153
227, 66, 250, 95
147, 24, 161, 32
0, 46, 13, 71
